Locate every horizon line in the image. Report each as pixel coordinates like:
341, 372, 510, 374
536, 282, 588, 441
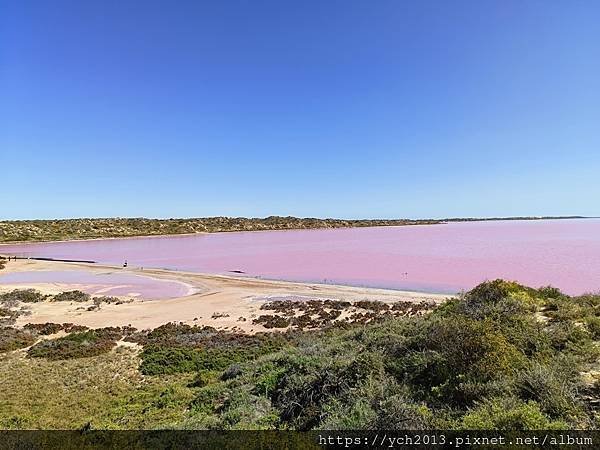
0, 215, 595, 223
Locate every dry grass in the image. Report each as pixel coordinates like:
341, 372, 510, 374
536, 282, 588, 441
0, 347, 196, 429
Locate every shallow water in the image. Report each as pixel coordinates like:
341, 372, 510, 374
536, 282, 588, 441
0, 270, 191, 299
1, 219, 599, 295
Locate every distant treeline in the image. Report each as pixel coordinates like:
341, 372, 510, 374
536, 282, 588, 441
443, 215, 586, 222
0, 215, 588, 243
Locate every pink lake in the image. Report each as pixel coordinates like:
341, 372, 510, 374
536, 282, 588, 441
1, 219, 599, 295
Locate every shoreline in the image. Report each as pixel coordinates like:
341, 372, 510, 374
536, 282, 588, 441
0, 259, 452, 332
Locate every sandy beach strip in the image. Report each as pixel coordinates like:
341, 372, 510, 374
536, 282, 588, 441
0, 258, 452, 332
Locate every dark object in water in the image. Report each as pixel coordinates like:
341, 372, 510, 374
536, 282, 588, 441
229, 270, 245, 274
30, 257, 96, 264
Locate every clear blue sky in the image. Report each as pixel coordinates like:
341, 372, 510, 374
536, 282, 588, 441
1, 1, 599, 220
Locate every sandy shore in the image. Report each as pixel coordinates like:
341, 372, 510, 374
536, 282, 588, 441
0, 259, 452, 332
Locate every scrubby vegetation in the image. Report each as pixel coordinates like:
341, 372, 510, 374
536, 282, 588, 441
28, 327, 136, 360
0, 216, 584, 243
127, 324, 289, 376
0, 290, 41, 326
0, 287, 134, 327
178, 281, 600, 430
253, 298, 434, 329
0, 288, 131, 309
0, 217, 441, 242
1, 279, 600, 430
23, 322, 88, 335
52, 290, 91, 303
0, 327, 37, 353
0, 289, 49, 305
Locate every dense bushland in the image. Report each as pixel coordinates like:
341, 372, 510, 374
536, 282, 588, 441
0, 217, 441, 242
0, 216, 582, 243
180, 280, 600, 430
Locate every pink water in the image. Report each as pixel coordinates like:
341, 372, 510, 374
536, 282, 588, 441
1, 219, 599, 295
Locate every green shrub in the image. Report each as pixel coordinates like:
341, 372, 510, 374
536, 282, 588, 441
140, 344, 282, 376
266, 350, 385, 429
134, 323, 288, 375
0, 289, 49, 305
27, 328, 124, 359
460, 397, 569, 430
463, 279, 533, 306
0, 327, 37, 353
252, 315, 290, 328
139, 346, 204, 375
52, 290, 91, 303
516, 360, 584, 422
545, 321, 596, 359
23, 323, 64, 335
537, 286, 567, 300
387, 315, 525, 406
585, 316, 600, 339
0, 307, 18, 326
221, 364, 243, 381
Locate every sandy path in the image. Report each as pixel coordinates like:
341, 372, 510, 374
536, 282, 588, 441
0, 258, 452, 332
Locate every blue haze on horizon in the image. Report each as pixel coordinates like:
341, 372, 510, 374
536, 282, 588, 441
1, 1, 599, 220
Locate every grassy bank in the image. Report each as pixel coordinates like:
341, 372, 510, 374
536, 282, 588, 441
1, 280, 599, 430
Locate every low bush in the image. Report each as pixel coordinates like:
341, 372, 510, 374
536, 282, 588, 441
221, 363, 243, 381
140, 343, 284, 376
92, 296, 121, 304
22, 322, 89, 335
134, 323, 289, 375
27, 327, 132, 360
516, 360, 584, 421
0, 289, 49, 306
0, 327, 37, 353
585, 316, 600, 340
460, 397, 569, 430
0, 307, 18, 326
139, 347, 204, 375
23, 323, 64, 335
52, 290, 91, 303
355, 300, 389, 311
252, 315, 290, 328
